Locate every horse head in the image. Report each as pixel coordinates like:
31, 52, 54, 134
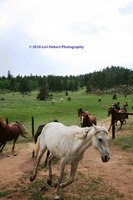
81, 113, 97, 127
92, 125, 110, 162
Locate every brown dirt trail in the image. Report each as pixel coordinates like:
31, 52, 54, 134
0, 121, 133, 199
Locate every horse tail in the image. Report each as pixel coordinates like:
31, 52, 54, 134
34, 124, 45, 143
15, 121, 29, 138
34, 135, 41, 158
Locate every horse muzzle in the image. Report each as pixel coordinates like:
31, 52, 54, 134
101, 154, 110, 162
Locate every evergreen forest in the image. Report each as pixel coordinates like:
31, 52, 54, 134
0, 66, 133, 100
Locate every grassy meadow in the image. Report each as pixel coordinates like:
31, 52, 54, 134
0, 90, 133, 135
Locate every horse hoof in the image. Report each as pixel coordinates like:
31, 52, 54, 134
54, 195, 63, 200
47, 179, 52, 185
12, 152, 17, 156
30, 176, 35, 182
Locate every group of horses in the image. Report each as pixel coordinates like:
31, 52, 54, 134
0, 104, 127, 155
30, 108, 110, 199
0, 102, 128, 199
0, 111, 110, 200
78, 105, 128, 132
39, 106, 127, 199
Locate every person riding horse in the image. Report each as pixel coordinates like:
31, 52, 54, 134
113, 102, 120, 110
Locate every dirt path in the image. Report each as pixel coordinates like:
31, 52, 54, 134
0, 121, 133, 199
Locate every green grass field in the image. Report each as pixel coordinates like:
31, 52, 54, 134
0, 90, 133, 132
1, 90, 133, 152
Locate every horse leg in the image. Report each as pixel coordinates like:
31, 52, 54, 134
44, 150, 50, 167
0, 142, 3, 152
120, 120, 123, 129
12, 137, 19, 152
60, 161, 79, 188
54, 159, 66, 200
30, 147, 47, 182
0, 142, 6, 153
47, 154, 55, 185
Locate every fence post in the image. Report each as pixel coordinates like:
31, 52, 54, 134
32, 116, 34, 138
6, 118, 9, 124
112, 108, 115, 139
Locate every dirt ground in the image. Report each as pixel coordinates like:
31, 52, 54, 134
0, 121, 133, 200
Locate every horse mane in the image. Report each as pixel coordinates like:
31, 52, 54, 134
74, 127, 91, 139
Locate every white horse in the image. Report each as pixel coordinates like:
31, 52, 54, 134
30, 122, 110, 200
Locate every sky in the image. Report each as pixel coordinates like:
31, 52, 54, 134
0, 0, 133, 77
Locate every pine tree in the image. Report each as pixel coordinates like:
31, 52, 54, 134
37, 77, 49, 100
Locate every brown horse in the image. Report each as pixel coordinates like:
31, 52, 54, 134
0, 118, 28, 152
108, 107, 128, 131
78, 108, 97, 127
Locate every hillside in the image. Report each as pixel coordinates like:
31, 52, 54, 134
0, 66, 133, 94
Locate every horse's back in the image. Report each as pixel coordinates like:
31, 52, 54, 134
42, 122, 81, 139
41, 122, 66, 143
40, 122, 69, 157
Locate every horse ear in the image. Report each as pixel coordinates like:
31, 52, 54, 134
92, 124, 100, 132
92, 124, 97, 128
100, 124, 106, 130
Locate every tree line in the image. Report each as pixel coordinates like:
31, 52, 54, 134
0, 66, 133, 99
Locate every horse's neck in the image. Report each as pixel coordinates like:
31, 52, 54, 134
85, 127, 96, 140
76, 127, 94, 155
